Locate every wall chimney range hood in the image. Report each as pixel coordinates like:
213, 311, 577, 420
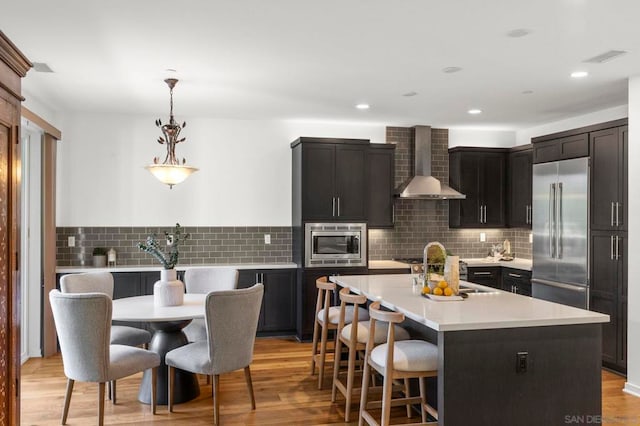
395, 125, 465, 200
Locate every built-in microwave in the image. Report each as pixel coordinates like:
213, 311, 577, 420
304, 223, 367, 268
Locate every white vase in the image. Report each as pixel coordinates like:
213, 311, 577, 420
153, 269, 184, 307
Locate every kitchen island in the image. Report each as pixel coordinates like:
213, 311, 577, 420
331, 274, 609, 426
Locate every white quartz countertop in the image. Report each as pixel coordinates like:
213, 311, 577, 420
462, 257, 532, 271
368, 260, 411, 270
331, 274, 607, 332
56, 263, 298, 273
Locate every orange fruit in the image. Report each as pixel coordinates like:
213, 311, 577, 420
437, 280, 448, 289
443, 287, 453, 297
433, 287, 444, 296
422, 286, 431, 295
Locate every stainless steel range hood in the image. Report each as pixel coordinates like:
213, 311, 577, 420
395, 125, 466, 199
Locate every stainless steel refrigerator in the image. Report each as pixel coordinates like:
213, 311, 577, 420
531, 157, 589, 309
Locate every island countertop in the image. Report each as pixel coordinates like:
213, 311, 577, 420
331, 274, 608, 332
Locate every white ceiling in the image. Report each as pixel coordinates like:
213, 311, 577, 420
2, 0, 639, 130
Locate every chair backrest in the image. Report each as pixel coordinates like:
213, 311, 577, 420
184, 267, 239, 294
60, 272, 114, 299
204, 283, 264, 375
338, 287, 367, 335
49, 290, 111, 383
315, 276, 336, 323
366, 301, 404, 355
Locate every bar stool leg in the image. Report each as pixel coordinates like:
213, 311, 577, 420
419, 377, 428, 423
381, 371, 393, 426
343, 338, 359, 421
318, 320, 330, 389
310, 318, 320, 375
404, 378, 412, 418
331, 332, 343, 402
358, 357, 371, 426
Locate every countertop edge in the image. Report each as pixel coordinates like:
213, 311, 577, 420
56, 263, 298, 273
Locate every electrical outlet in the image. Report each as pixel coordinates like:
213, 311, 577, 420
516, 352, 528, 373
166, 235, 174, 246
68, 236, 75, 247
529, 233, 533, 243
480, 232, 486, 242
264, 234, 271, 244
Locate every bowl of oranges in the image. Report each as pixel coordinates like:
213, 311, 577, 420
421, 280, 464, 301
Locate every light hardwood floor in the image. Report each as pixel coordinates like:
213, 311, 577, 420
20, 338, 640, 425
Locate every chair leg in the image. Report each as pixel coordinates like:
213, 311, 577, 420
331, 335, 343, 403
358, 360, 371, 426
107, 381, 111, 401
318, 322, 330, 389
151, 367, 157, 415
344, 341, 358, 422
419, 377, 427, 423
310, 318, 320, 375
61, 378, 74, 425
168, 366, 174, 413
213, 374, 220, 425
244, 366, 256, 410
404, 378, 412, 418
98, 382, 105, 426
111, 380, 117, 404
381, 373, 393, 426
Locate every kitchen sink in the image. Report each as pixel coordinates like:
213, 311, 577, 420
458, 284, 499, 294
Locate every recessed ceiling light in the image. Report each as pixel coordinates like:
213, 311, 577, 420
443, 66, 462, 74
571, 71, 589, 78
522, 90, 534, 95
402, 91, 418, 97
468, 109, 482, 115
165, 68, 177, 73
507, 28, 531, 38
355, 103, 370, 110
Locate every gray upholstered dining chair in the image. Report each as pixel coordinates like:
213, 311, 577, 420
60, 271, 152, 402
49, 290, 160, 426
182, 267, 239, 342
166, 283, 264, 424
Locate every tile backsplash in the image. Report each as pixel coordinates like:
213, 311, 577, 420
56, 226, 291, 266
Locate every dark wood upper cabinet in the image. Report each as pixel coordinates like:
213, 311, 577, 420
507, 147, 533, 228
367, 144, 395, 228
292, 138, 369, 222
449, 148, 507, 228
590, 126, 627, 231
533, 133, 589, 164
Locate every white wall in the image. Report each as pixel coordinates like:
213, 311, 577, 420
624, 77, 640, 397
56, 113, 386, 226
448, 129, 516, 148
516, 105, 628, 145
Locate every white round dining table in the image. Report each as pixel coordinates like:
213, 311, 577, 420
112, 294, 207, 405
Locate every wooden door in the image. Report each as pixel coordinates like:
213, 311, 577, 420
480, 152, 506, 227
302, 143, 335, 220
508, 149, 532, 228
261, 270, 296, 333
590, 128, 621, 231
457, 154, 481, 227
367, 145, 395, 228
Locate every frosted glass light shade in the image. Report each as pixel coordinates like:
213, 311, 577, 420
145, 164, 198, 189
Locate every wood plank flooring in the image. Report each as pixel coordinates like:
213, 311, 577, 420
20, 337, 640, 425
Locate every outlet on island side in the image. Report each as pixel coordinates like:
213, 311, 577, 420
516, 351, 528, 374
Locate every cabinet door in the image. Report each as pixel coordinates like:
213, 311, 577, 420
508, 150, 532, 228
367, 146, 395, 228
302, 143, 336, 220
620, 126, 628, 231
112, 273, 142, 299
468, 266, 501, 289
335, 145, 367, 220
590, 128, 621, 231
457, 154, 481, 227
238, 270, 265, 330
480, 153, 506, 227
261, 270, 296, 333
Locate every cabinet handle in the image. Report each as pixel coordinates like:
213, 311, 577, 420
528, 205, 532, 224
332, 197, 336, 217
392, 204, 395, 224
479, 206, 483, 223
337, 197, 341, 217
255, 273, 260, 284
616, 236, 620, 260
616, 202, 620, 227
474, 271, 492, 276
514, 285, 518, 294
525, 206, 529, 224
508, 273, 522, 278
611, 235, 615, 260
611, 202, 615, 227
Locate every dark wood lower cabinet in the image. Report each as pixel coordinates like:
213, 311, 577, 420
501, 267, 532, 296
238, 269, 296, 336
467, 266, 502, 289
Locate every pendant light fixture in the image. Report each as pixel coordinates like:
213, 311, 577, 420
145, 78, 198, 188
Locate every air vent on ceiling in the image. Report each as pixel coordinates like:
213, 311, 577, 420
32, 62, 54, 73
583, 50, 627, 64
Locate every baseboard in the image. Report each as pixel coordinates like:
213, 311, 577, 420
623, 381, 640, 398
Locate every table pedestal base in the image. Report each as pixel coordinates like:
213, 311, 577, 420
138, 320, 200, 405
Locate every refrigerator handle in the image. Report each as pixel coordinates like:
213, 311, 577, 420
549, 183, 556, 258
557, 182, 563, 259
616, 202, 620, 227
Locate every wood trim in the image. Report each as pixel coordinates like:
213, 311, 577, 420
0, 32, 31, 78
42, 134, 57, 357
531, 118, 628, 144
21, 107, 61, 140
447, 146, 510, 154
